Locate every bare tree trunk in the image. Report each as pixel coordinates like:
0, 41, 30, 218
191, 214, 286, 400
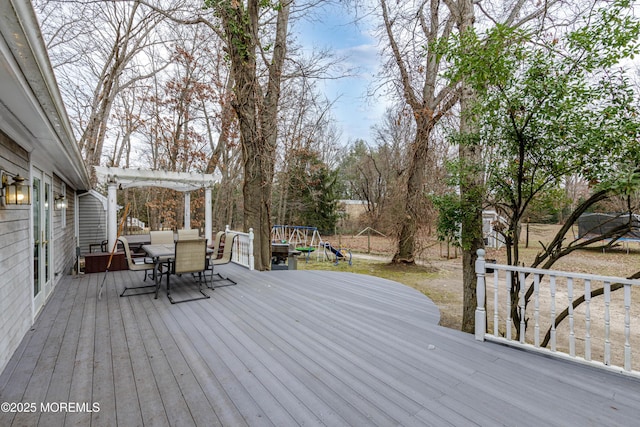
380, 0, 457, 264
74, 2, 160, 181
441, 0, 483, 333
215, 0, 290, 270
459, 144, 484, 332
393, 122, 432, 263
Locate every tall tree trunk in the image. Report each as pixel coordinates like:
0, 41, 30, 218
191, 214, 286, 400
380, 0, 456, 264
242, 141, 275, 270
215, 0, 290, 270
393, 122, 432, 263
448, 0, 483, 333
459, 140, 484, 333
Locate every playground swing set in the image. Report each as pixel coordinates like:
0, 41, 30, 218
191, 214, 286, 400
271, 225, 352, 266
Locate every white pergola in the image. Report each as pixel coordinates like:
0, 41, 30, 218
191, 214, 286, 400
94, 167, 220, 250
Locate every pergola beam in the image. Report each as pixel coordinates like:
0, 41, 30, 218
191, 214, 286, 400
95, 167, 219, 250
95, 166, 219, 191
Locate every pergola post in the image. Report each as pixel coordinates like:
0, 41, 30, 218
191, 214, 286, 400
107, 180, 118, 252
184, 192, 191, 230
205, 188, 212, 242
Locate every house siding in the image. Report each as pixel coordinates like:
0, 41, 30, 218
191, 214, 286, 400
0, 0, 91, 377
0, 130, 32, 373
78, 191, 107, 254
53, 175, 78, 277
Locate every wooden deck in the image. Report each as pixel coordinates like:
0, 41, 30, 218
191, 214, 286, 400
1, 264, 639, 426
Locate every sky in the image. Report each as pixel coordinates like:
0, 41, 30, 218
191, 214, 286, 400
293, 4, 390, 146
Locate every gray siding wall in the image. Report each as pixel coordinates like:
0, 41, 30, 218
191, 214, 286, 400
0, 131, 32, 374
53, 175, 78, 277
78, 192, 106, 254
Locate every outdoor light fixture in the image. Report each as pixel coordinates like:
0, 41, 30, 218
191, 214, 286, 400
1, 170, 31, 206
54, 194, 67, 210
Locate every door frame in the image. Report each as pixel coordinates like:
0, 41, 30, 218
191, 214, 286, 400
31, 166, 53, 316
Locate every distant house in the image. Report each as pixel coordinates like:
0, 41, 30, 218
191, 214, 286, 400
0, 2, 90, 373
339, 199, 370, 220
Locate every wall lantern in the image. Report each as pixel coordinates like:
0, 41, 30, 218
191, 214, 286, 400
1, 170, 31, 206
54, 194, 68, 210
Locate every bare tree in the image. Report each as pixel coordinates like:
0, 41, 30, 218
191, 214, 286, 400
38, 0, 365, 268
376, 0, 459, 263
208, 0, 291, 269
35, 0, 168, 179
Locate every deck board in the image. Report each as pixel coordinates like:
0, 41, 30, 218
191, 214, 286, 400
67, 273, 97, 427
1, 264, 640, 426
118, 276, 171, 427
39, 272, 89, 427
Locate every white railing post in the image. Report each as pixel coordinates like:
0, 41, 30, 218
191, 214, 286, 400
506, 271, 512, 341
204, 188, 212, 242
550, 276, 557, 352
534, 274, 540, 347
519, 271, 526, 344
475, 249, 486, 341
248, 228, 255, 271
604, 281, 611, 366
184, 191, 191, 230
107, 180, 118, 251
568, 278, 575, 357
493, 270, 499, 336
624, 284, 631, 371
584, 279, 592, 361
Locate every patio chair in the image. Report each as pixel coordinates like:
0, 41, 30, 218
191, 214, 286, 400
166, 238, 211, 304
207, 232, 238, 288
177, 228, 200, 240
150, 230, 174, 244
119, 236, 159, 297
209, 231, 225, 260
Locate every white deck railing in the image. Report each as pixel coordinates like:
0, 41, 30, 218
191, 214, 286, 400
225, 225, 254, 270
475, 249, 640, 378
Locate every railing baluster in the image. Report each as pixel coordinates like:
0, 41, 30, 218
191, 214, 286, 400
493, 270, 499, 336
534, 274, 540, 347
585, 279, 591, 361
624, 284, 631, 371
506, 270, 512, 341
550, 275, 557, 352
519, 272, 526, 344
248, 228, 254, 270
568, 277, 575, 357
475, 249, 486, 341
604, 281, 611, 366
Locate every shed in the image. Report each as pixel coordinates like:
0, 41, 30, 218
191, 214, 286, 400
483, 210, 507, 249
